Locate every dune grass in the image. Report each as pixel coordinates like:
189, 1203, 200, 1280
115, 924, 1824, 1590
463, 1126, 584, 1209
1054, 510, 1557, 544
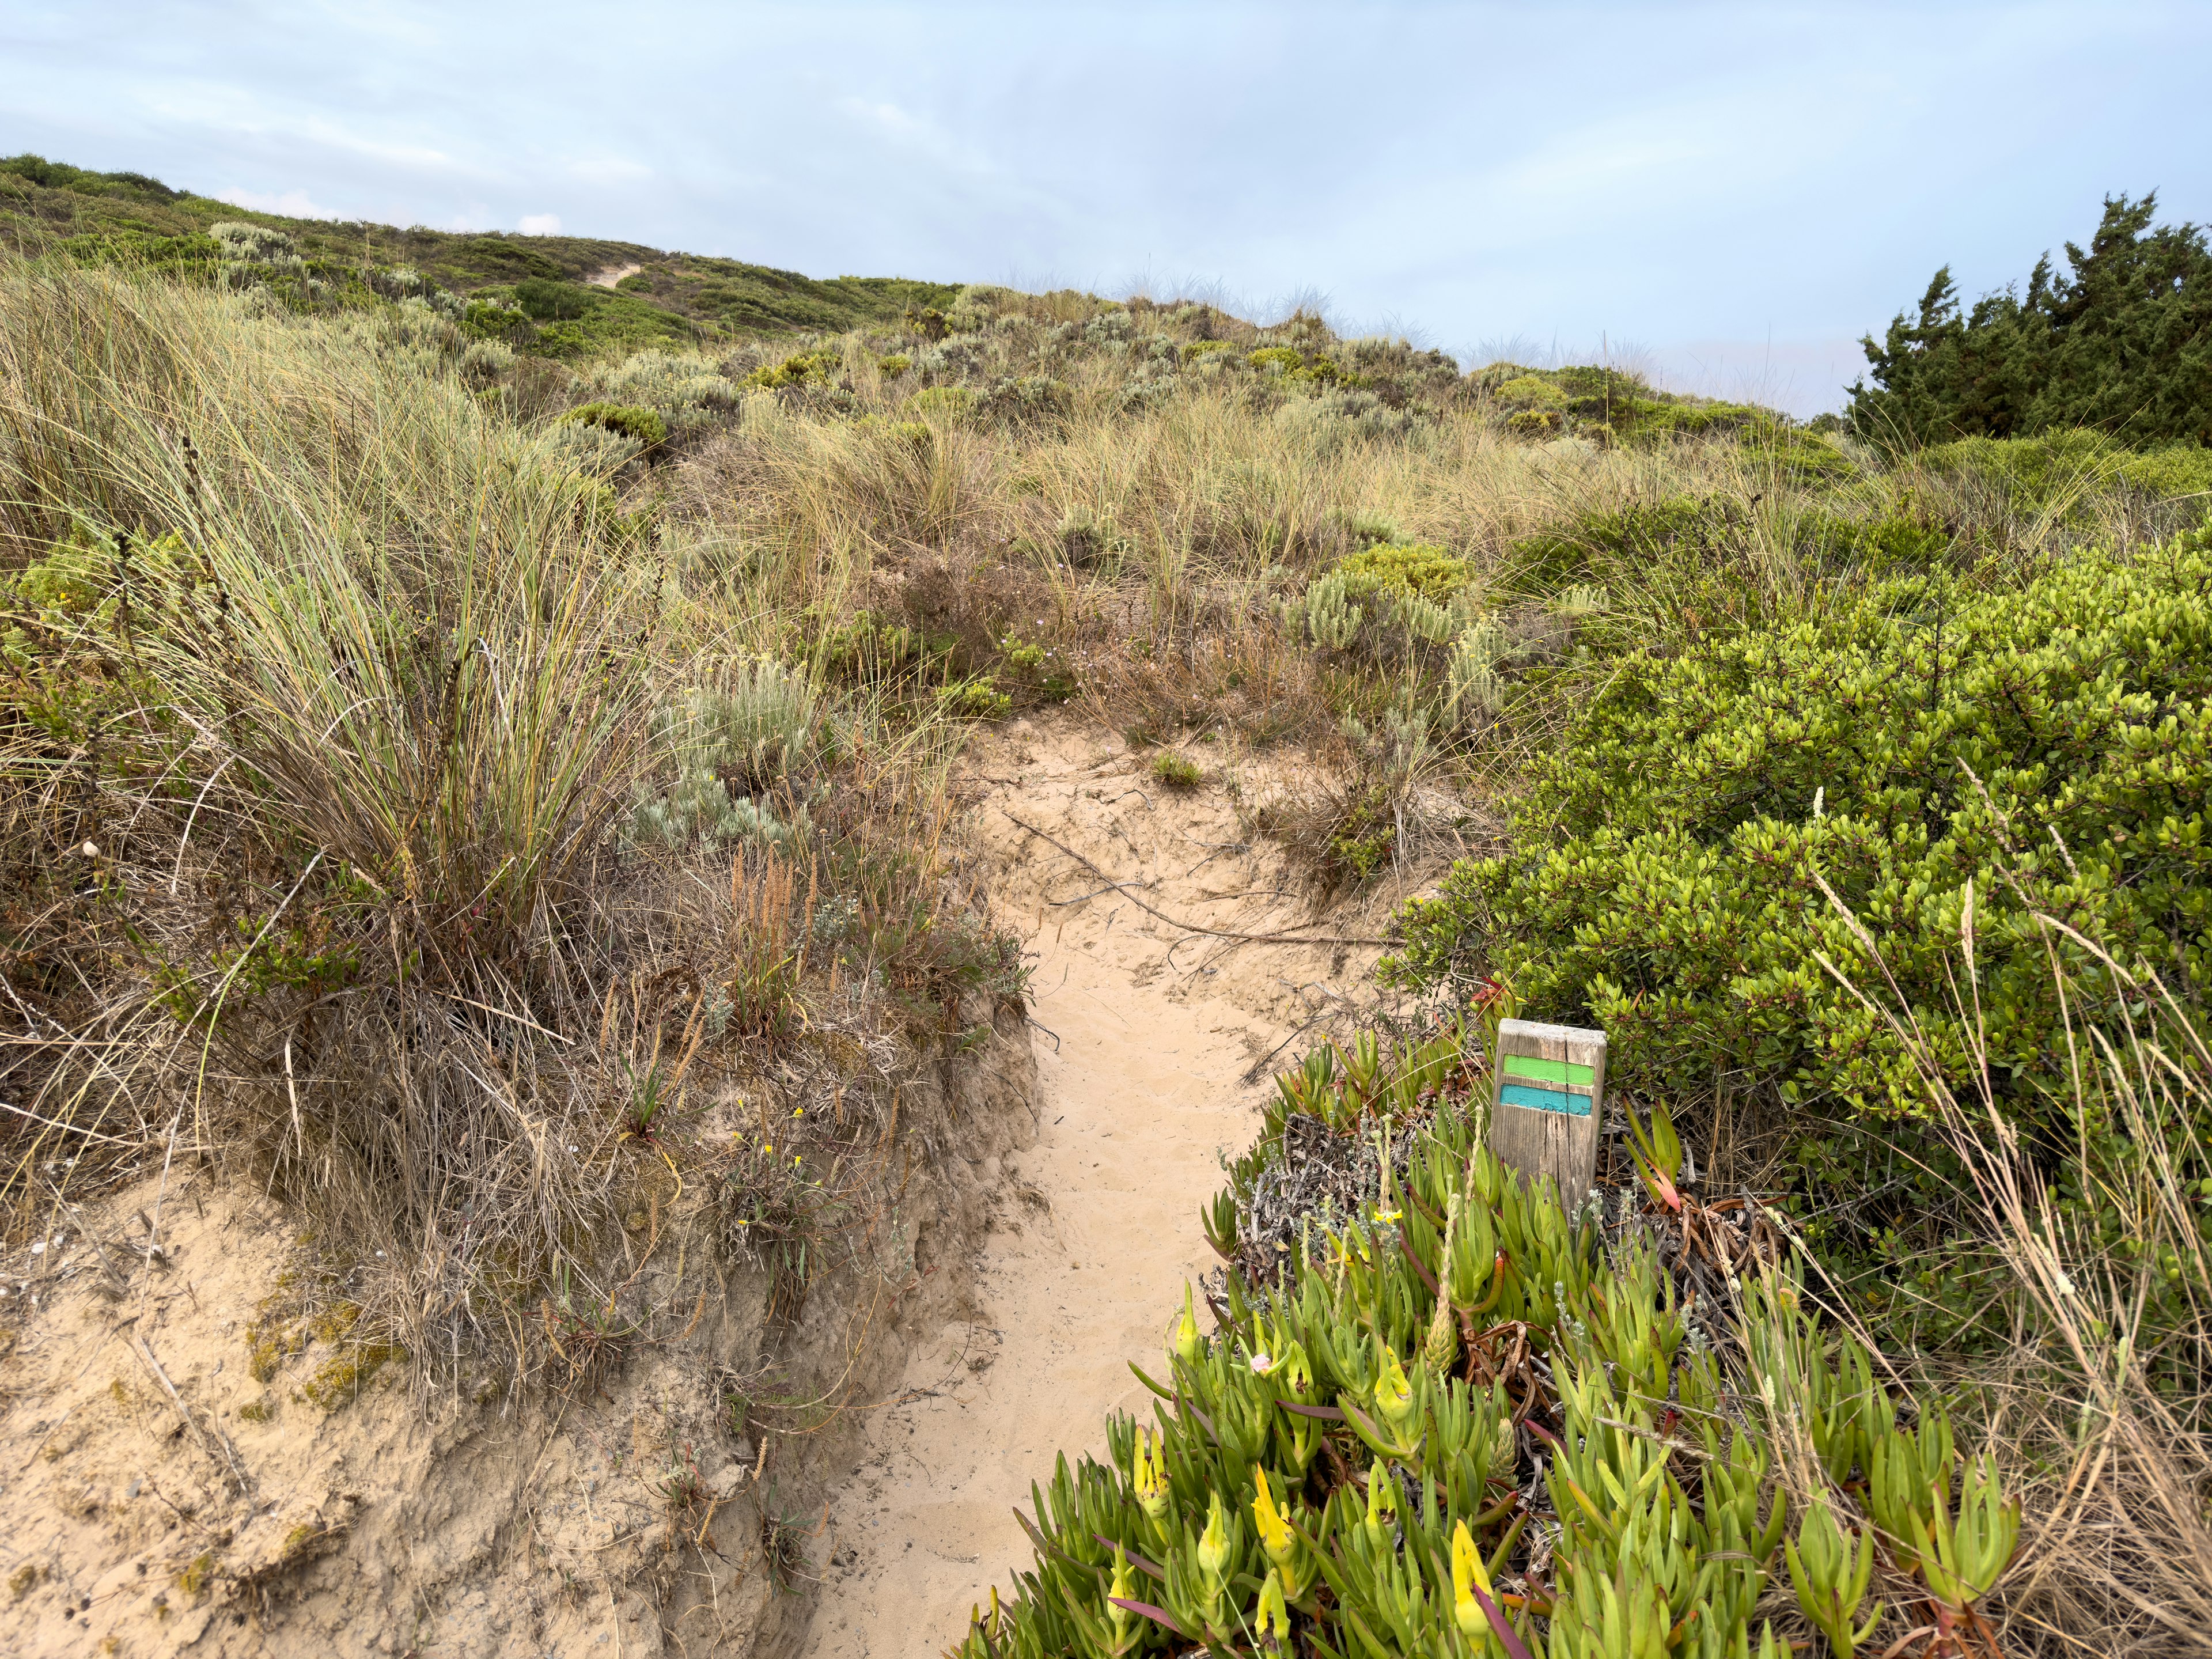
0, 266, 1001, 1391
4, 247, 2209, 1654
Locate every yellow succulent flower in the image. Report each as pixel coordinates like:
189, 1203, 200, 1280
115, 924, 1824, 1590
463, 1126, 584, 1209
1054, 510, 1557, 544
1107, 1545, 1137, 1638
1255, 1568, 1291, 1644
1197, 1490, 1231, 1587
1374, 1346, 1415, 1433
1252, 1467, 1294, 1566
1172, 1283, 1202, 1368
1452, 1518, 1490, 1638
1131, 1426, 1171, 1522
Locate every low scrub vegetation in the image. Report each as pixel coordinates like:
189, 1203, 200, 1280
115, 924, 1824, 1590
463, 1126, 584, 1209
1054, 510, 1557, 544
3, 162, 2209, 1657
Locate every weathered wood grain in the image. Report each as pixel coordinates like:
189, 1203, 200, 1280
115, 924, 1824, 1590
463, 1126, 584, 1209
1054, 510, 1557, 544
1486, 1017, 1604, 1212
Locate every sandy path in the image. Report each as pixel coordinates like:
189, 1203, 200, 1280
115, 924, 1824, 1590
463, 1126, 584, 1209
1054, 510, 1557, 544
587, 262, 643, 288
801, 720, 1387, 1657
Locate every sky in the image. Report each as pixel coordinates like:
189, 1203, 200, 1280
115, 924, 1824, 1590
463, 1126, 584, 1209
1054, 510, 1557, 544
6, 2, 2208, 415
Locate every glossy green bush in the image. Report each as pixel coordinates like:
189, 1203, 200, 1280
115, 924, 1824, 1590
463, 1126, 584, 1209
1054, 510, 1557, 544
1388, 533, 2212, 1128
744, 347, 844, 391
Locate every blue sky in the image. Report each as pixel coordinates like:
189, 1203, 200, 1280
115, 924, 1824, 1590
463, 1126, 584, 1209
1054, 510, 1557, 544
7, 2, 2207, 414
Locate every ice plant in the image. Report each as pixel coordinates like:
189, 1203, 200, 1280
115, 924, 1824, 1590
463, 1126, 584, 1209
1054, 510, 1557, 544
1105, 1546, 1137, 1644
1172, 1282, 1203, 1369
1363, 1460, 1399, 1547
1451, 1518, 1488, 1641
1131, 1425, 1171, 1531
1252, 1467, 1293, 1565
1373, 1343, 1415, 1434
1786, 1498, 1881, 1659
1197, 1490, 1232, 1587
1255, 1570, 1291, 1647
951, 1033, 2026, 1659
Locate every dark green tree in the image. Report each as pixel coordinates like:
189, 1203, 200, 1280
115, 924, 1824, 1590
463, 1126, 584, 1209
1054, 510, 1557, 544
1850, 194, 2212, 448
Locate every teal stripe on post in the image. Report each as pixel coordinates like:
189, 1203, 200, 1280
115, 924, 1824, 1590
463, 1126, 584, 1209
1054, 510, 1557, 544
1499, 1082, 1591, 1117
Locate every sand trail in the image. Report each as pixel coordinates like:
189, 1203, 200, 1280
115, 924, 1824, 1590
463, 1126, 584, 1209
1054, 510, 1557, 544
801, 719, 1386, 1657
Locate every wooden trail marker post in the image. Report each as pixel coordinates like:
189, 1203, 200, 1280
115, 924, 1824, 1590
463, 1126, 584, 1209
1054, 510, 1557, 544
1487, 1018, 1605, 1212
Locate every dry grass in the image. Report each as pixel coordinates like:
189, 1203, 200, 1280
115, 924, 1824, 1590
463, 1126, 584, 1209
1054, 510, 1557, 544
0, 264, 1007, 1399
1802, 886, 2212, 1656
691, 338, 2171, 761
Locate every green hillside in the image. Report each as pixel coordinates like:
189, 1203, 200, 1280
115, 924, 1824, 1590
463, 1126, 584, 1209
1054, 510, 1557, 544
0, 151, 962, 357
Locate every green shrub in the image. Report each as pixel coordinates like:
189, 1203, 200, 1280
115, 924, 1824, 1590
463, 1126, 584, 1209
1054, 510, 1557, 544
459, 298, 531, 342
817, 608, 957, 684
876, 353, 912, 377
2118, 444, 2212, 499
58, 230, 223, 279
1492, 373, 1566, 410
1285, 354, 1355, 389
1501, 497, 1718, 593
907, 384, 978, 421
558, 403, 668, 448
1248, 346, 1304, 373
0, 151, 185, 201
1743, 428, 1858, 483
2, 527, 197, 668
512, 277, 589, 321
1333, 542, 1477, 603
937, 676, 1011, 720
1388, 529, 2212, 1168
1926, 429, 2212, 507
994, 631, 1077, 703
1618, 397, 1762, 440
1498, 495, 1953, 606
1150, 751, 1203, 790
1323, 783, 1395, 882
744, 348, 842, 391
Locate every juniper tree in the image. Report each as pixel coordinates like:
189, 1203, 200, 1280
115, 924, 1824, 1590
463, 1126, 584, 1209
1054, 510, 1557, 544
1851, 192, 2212, 447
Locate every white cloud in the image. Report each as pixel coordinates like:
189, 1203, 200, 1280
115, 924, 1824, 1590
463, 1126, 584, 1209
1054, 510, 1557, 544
517, 213, 562, 236
144, 88, 461, 175
214, 185, 338, 219
569, 157, 652, 185
835, 95, 997, 175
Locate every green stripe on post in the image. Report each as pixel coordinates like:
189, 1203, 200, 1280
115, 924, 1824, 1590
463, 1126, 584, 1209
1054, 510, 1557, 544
1502, 1054, 1595, 1087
